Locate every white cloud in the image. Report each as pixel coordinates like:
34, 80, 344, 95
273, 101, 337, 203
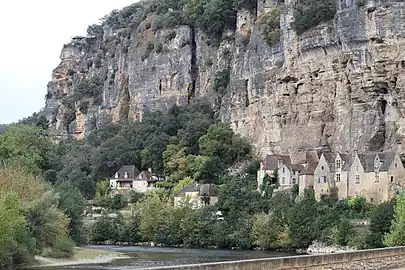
0, 0, 137, 123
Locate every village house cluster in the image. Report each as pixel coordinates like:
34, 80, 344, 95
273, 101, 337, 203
257, 149, 405, 203
109, 166, 219, 208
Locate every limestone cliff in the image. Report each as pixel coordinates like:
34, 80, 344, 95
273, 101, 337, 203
43, 0, 405, 157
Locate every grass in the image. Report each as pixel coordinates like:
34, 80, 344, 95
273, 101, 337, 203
71, 247, 118, 260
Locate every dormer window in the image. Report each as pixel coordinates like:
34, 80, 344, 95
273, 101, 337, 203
124, 172, 128, 179
278, 160, 282, 167
115, 173, 119, 179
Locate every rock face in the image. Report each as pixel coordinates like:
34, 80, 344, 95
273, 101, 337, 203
43, 0, 405, 157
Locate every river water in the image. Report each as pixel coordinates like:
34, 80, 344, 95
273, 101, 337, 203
47, 245, 294, 269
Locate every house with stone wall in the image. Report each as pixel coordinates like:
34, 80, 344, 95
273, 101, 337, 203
257, 154, 302, 191
347, 152, 405, 203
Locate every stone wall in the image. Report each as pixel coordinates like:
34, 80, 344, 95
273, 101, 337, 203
138, 247, 405, 270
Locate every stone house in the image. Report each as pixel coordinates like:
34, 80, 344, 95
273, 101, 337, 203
313, 152, 350, 200
298, 150, 321, 196
109, 165, 159, 194
257, 154, 302, 191
174, 183, 219, 208
347, 152, 405, 203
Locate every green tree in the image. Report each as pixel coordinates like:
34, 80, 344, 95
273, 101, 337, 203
0, 193, 26, 268
55, 181, 86, 245
173, 177, 194, 194
385, 193, 405, 246
95, 179, 110, 200
366, 201, 394, 248
289, 189, 319, 247
251, 214, 279, 249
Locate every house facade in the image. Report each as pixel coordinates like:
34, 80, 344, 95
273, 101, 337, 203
110, 166, 159, 194
174, 184, 219, 208
257, 155, 302, 191
298, 150, 321, 196
347, 152, 405, 203
313, 153, 350, 200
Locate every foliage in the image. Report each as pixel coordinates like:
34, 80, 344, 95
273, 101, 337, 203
173, 177, 195, 194
87, 24, 104, 37
293, 0, 336, 35
95, 179, 110, 200
55, 181, 86, 245
42, 237, 75, 259
289, 189, 319, 247
0, 125, 57, 175
0, 193, 26, 268
368, 201, 394, 248
73, 76, 104, 105
385, 192, 405, 246
258, 6, 283, 46
213, 70, 230, 95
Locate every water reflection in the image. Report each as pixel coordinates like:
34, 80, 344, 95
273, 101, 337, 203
44, 245, 294, 269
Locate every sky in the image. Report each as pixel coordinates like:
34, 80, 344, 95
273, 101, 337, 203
0, 0, 138, 124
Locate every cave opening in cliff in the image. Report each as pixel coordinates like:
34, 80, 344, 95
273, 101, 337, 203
381, 100, 388, 115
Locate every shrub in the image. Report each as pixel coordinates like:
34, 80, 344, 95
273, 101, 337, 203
213, 69, 230, 95
42, 237, 75, 259
87, 24, 104, 37
155, 42, 163, 53
293, 0, 336, 35
142, 42, 155, 61
258, 6, 283, 46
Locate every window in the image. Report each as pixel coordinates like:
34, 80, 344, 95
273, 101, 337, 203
124, 172, 128, 179
356, 165, 359, 171
395, 163, 398, 168
355, 174, 360, 184
336, 160, 341, 169
323, 176, 327, 183
292, 178, 296, 184
336, 173, 341, 182
321, 166, 324, 170
391, 176, 394, 183
375, 172, 379, 183
318, 178, 321, 184
370, 198, 374, 203
115, 172, 119, 179
282, 167, 285, 173
282, 177, 285, 185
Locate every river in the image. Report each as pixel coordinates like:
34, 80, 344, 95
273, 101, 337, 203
46, 245, 294, 269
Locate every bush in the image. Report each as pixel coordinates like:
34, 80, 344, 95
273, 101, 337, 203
165, 30, 177, 42
43, 237, 75, 259
293, 0, 336, 35
258, 6, 283, 46
213, 69, 230, 95
155, 42, 163, 53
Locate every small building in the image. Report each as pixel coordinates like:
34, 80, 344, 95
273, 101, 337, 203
109, 165, 159, 194
347, 152, 405, 203
257, 154, 304, 191
298, 150, 321, 196
313, 152, 350, 200
174, 183, 219, 208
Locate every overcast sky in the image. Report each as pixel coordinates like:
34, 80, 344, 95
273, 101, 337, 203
0, 0, 137, 124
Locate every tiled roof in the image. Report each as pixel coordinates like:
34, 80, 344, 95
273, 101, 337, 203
181, 184, 219, 196
112, 165, 141, 180
299, 150, 321, 175
262, 155, 291, 170
287, 164, 304, 172
358, 152, 396, 172
134, 171, 158, 182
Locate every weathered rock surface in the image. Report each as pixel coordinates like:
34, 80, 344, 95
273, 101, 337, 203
43, 0, 405, 157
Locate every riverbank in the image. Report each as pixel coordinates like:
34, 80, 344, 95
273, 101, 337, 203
31, 247, 129, 268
